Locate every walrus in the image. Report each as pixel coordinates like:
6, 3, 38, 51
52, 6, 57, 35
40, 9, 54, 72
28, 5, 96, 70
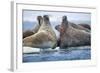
79, 24, 91, 30
23, 15, 57, 49
56, 16, 90, 48
55, 22, 90, 33
23, 16, 42, 39
69, 22, 90, 32
55, 19, 90, 47
23, 30, 34, 39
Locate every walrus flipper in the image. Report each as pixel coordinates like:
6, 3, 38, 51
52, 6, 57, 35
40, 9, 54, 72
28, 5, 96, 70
52, 42, 57, 49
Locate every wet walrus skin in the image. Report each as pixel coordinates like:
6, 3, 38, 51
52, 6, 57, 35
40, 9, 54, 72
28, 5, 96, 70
56, 16, 90, 48
23, 15, 57, 49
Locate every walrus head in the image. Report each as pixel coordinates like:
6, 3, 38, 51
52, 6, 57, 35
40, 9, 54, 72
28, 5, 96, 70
43, 15, 50, 25
59, 16, 69, 33
55, 25, 60, 32
37, 16, 43, 25
62, 16, 68, 26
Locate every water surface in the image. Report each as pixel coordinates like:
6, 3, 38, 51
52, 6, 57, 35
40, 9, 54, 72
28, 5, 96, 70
23, 46, 91, 63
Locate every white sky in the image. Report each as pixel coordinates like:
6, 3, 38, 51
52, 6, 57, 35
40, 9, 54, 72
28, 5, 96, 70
23, 10, 91, 22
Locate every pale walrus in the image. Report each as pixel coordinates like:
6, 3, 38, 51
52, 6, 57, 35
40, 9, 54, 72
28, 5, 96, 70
56, 16, 90, 48
23, 16, 42, 39
23, 15, 57, 49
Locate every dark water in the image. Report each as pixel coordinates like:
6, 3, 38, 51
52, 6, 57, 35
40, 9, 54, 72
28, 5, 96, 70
23, 47, 91, 63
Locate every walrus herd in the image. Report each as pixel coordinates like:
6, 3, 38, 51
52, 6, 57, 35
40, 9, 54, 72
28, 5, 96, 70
23, 15, 91, 49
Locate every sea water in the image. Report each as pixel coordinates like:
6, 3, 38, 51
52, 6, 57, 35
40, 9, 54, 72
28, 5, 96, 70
23, 46, 91, 62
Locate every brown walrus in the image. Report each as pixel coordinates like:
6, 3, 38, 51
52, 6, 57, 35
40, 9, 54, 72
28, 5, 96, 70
79, 24, 91, 30
55, 22, 90, 33
23, 30, 34, 39
56, 16, 90, 48
23, 15, 57, 49
23, 16, 42, 39
69, 22, 90, 32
